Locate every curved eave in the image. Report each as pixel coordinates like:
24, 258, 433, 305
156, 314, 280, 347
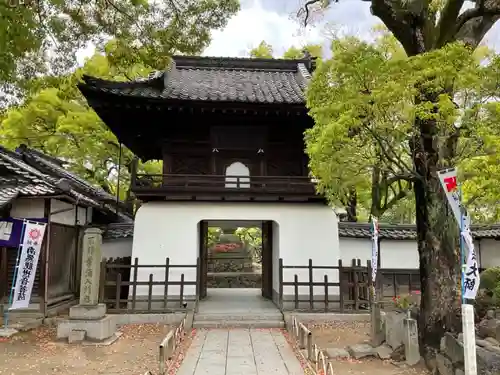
78, 81, 309, 116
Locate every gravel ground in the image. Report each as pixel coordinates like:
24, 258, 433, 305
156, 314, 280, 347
300, 321, 431, 375
0, 323, 184, 375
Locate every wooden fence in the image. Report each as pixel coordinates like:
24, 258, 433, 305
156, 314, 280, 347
99, 257, 199, 313
278, 258, 420, 312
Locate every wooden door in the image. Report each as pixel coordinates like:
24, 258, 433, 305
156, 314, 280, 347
198, 221, 208, 299
261, 221, 273, 299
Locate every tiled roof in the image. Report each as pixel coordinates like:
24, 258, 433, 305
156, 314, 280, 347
101, 222, 500, 242
0, 147, 58, 208
79, 56, 315, 105
103, 222, 134, 240
339, 223, 417, 240
0, 146, 132, 222
339, 222, 500, 240
18, 145, 120, 205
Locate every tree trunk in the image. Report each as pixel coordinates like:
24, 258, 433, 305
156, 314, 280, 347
412, 94, 462, 364
345, 187, 358, 222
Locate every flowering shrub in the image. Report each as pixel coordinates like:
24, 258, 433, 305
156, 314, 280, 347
392, 291, 421, 310
212, 243, 241, 253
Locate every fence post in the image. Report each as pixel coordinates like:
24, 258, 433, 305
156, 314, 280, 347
131, 257, 138, 310
367, 260, 373, 305
115, 273, 122, 310
163, 257, 170, 309
148, 273, 153, 311
308, 259, 313, 310
279, 258, 284, 310
98, 259, 106, 303
323, 275, 328, 312
338, 259, 344, 313
294, 275, 299, 310
353, 260, 359, 311
179, 274, 185, 308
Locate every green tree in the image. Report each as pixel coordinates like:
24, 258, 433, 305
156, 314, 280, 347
300, 0, 500, 361
283, 44, 323, 59
249, 41, 274, 58
0, 41, 163, 199
0, 0, 239, 103
307, 34, 500, 360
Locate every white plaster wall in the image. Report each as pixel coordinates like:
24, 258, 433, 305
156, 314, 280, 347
339, 238, 371, 266
339, 238, 419, 269
380, 240, 419, 269
478, 239, 500, 268
102, 238, 133, 259
132, 202, 340, 297
10, 198, 90, 226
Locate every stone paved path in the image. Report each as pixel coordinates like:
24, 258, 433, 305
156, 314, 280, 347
177, 329, 304, 375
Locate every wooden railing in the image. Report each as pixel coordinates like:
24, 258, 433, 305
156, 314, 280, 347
278, 258, 373, 312
99, 257, 199, 313
132, 173, 316, 194
278, 258, 421, 312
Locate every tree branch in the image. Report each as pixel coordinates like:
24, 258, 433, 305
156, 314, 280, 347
454, 0, 500, 47
435, 0, 465, 48
370, 0, 427, 56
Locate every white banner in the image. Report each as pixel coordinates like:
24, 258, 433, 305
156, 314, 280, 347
371, 217, 379, 283
438, 168, 462, 226
10, 221, 47, 310
461, 228, 480, 299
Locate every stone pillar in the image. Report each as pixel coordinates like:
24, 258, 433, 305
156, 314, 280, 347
403, 317, 420, 365
79, 227, 102, 305
370, 302, 385, 346
57, 228, 118, 344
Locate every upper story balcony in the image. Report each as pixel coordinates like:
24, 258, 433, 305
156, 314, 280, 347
131, 173, 322, 202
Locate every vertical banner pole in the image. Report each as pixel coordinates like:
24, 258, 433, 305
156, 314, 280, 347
3, 220, 27, 329
459, 185, 465, 305
439, 169, 478, 375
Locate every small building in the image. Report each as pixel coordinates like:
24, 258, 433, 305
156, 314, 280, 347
79, 55, 340, 305
0, 145, 132, 316
338, 222, 500, 271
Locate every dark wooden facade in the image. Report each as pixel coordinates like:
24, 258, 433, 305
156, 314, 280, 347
79, 56, 323, 203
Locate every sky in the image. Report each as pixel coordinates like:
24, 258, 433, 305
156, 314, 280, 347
76, 0, 500, 64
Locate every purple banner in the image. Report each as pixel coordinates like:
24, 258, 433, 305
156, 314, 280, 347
0, 218, 47, 248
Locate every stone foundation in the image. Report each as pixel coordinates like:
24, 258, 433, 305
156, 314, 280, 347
207, 272, 262, 288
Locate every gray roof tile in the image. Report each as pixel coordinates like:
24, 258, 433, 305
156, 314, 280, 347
339, 222, 500, 240
80, 56, 314, 105
0, 146, 132, 222
103, 222, 134, 240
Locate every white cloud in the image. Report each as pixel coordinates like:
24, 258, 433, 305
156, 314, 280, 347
76, 0, 499, 65
203, 0, 323, 57
205, 0, 500, 57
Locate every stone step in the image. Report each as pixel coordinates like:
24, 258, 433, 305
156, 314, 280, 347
194, 313, 283, 321
193, 320, 285, 329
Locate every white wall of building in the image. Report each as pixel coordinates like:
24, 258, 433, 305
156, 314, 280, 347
478, 238, 500, 268
10, 198, 91, 226
132, 201, 340, 297
102, 238, 133, 259
340, 237, 500, 270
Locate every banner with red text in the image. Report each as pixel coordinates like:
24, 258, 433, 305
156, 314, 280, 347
10, 221, 47, 310
438, 168, 462, 226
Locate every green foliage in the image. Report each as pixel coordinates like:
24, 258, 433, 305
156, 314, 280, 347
0, 0, 239, 103
0, 0, 239, 199
480, 267, 500, 292
249, 42, 323, 60
283, 44, 323, 59
207, 227, 222, 248
235, 227, 262, 262
476, 267, 500, 318
306, 36, 500, 222
0, 44, 164, 196
249, 41, 273, 58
